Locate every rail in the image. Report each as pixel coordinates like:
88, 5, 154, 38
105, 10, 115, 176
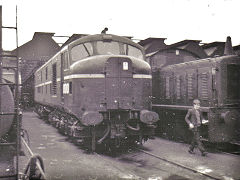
135, 147, 222, 180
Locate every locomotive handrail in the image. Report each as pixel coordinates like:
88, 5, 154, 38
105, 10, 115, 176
0, 174, 18, 179
97, 123, 110, 144
0, 112, 17, 115
0, 142, 16, 146
0, 82, 17, 86
126, 122, 140, 131
152, 104, 210, 112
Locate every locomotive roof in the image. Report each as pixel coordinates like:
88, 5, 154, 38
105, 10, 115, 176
35, 34, 145, 73
161, 55, 240, 71
68, 34, 144, 51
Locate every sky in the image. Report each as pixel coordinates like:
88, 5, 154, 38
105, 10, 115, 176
0, 0, 239, 50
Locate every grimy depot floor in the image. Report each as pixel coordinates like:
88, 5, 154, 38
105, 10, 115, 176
19, 111, 240, 180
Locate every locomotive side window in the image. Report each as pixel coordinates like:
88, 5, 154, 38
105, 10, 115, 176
69, 82, 72, 94
176, 75, 181, 99
71, 43, 93, 62
52, 63, 57, 95
227, 64, 240, 99
165, 77, 170, 99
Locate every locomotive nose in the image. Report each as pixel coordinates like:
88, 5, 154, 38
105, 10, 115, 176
105, 57, 134, 109
105, 57, 133, 78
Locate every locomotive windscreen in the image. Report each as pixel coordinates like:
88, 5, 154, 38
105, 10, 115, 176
71, 41, 144, 62
227, 64, 240, 99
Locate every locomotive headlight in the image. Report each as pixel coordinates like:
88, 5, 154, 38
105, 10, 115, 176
123, 62, 128, 70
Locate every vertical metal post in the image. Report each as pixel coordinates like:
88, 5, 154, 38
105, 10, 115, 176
15, 6, 20, 180
0, 6, 2, 113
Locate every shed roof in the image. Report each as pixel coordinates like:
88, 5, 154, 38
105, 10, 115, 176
201, 41, 225, 49
138, 37, 166, 46
61, 34, 88, 48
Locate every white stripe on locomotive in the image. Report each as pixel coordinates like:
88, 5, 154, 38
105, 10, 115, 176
35, 74, 152, 88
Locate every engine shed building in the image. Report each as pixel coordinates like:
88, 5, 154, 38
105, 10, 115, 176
233, 45, 240, 55
11, 32, 60, 107
12, 32, 60, 83
144, 40, 208, 72
138, 38, 167, 55
201, 42, 226, 57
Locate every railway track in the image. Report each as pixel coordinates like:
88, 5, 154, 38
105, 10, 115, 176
135, 147, 223, 180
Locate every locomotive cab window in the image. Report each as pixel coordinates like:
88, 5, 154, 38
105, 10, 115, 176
227, 64, 240, 99
96, 41, 120, 55
71, 42, 93, 62
63, 52, 70, 70
123, 44, 144, 60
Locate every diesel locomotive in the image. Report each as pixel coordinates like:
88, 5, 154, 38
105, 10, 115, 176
34, 33, 159, 151
152, 37, 240, 144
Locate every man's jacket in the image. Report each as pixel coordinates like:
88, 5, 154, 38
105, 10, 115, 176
185, 108, 203, 127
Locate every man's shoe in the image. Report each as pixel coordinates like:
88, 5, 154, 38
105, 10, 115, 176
188, 149, 194, 154
201, 152, 207, 156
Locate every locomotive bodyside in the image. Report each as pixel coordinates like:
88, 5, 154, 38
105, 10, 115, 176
152, 55, 240, 143
34, 34, 159, 150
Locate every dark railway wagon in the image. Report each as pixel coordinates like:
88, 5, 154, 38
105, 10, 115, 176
152, 53, 240, 143
34, 33, 159, 151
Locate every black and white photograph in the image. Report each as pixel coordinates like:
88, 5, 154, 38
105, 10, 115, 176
0, 0, 240, 179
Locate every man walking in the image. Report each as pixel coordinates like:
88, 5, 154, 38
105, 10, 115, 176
185, 99, 207, 156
